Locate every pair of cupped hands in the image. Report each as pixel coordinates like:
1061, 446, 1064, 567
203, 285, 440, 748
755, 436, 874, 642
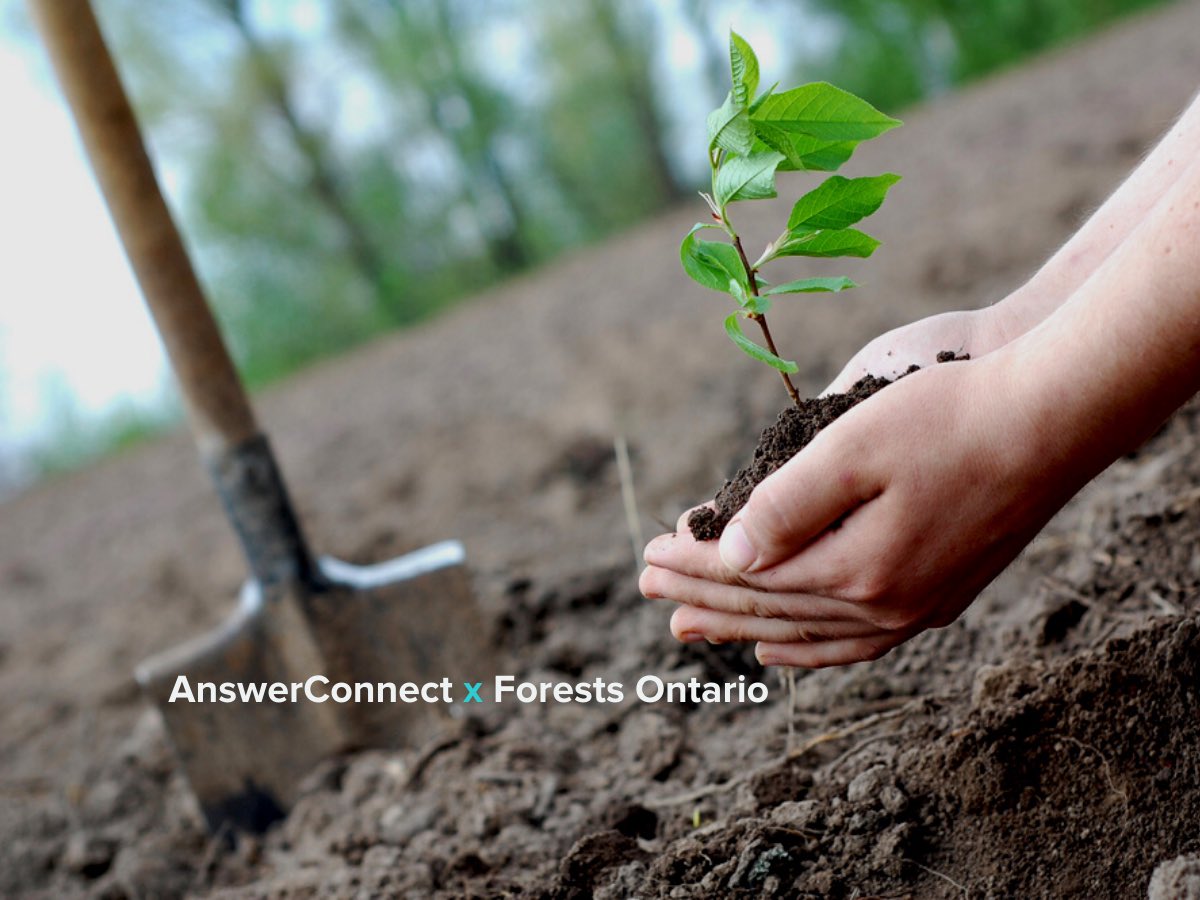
639, 303, 1077, 667
639, 99, 1200, 665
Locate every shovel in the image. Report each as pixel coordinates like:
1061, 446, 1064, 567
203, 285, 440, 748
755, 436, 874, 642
30, 0, 497, 833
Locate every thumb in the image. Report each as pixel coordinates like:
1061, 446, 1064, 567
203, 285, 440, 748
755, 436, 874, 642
718, 427, 879, 574
821, 358, 867, 397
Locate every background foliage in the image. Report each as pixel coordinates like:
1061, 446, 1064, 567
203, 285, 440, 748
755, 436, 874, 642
8, 0, 1174, 481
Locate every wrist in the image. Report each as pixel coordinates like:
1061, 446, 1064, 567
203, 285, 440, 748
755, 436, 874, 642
983, 279, 1067, 350
961, 344, 1103, 518
985, 310, 1155, 493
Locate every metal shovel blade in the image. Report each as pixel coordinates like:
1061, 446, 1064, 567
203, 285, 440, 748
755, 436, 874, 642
135, 541, 492, 832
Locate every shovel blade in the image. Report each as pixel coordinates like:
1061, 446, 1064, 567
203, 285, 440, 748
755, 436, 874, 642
136, 541, 495, 832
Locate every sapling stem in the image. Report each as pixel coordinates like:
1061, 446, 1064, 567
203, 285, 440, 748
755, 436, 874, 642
731, 231, 802, 405
750, 313, 800, 405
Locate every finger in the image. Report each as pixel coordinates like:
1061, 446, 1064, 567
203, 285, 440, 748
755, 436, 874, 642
737, 487, 893, 604
641, 567, 868, 622
645, 492, 886, 598
754, 631, 906, 668
644, 530, 747, 586
719, 424, 884, 576
670, 605, 884, 645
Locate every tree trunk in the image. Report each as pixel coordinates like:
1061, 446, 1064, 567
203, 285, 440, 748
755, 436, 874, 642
217, 0, 404, 322
586, 0, 684, 204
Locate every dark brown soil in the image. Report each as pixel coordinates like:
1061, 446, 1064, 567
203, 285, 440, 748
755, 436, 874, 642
4, 8, 1200, 897
689, 355, 965, 541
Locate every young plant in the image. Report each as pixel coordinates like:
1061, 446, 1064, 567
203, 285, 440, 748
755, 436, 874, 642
681, 32, 901, 404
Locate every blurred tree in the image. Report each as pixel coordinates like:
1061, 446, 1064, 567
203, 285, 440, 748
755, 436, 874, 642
212, 0, 404, 320
532, 1, 684, 235
95, 0, 409, 382
805, 0, 1169, 108
335, 0, 540, 276
677, 0, 728, 110
584, 0, 684, 204
426, 0, 535, 272
795, 0, 936, 111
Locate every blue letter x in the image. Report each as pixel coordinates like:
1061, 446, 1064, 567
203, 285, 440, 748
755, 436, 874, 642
463, 682, 483, 703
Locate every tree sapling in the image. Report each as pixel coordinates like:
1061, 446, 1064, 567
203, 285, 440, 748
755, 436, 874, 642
681, 31, 901, 405
682, 34, 916, 541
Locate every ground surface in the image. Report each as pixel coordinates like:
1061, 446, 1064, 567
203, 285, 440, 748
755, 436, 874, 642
3, 4, 1200, 897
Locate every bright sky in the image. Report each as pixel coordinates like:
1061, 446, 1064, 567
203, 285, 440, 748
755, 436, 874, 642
0, 24, 171, 465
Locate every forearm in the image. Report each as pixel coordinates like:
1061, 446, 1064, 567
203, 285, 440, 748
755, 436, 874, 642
828, 93, 1200, 392
992, 89, 1200, 342
1005, 151, 1200, 478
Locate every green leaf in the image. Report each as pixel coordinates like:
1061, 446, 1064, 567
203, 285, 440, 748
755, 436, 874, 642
729, 278, 749, 306
751, 82, 901, 142
729, 279, 771, 314
707, 92, 754, 157
761, 276, 859, 295
775, 227, 881, 259
744, 295, 771, 315
680, 224, 749, 292
787, 174, 900, 231
724, 312, 798, 373
729, 31, 759, 107
748, 82, 778, 116
753, 122, 858, 172
785, 139, 858, 172
714, 150, 784, 208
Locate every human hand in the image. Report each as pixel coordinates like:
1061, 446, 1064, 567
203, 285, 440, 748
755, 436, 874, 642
640, 351, 1083, 667
823, 306, 1006, 394
642, 95, 1200, 668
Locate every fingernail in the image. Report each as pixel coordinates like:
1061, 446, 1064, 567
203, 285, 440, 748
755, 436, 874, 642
719, 521, 757, 572
643, 534, 675, 565
678, 631, 705, 643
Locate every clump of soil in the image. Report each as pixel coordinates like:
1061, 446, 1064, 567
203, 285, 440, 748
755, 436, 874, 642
689, 352, 967, 541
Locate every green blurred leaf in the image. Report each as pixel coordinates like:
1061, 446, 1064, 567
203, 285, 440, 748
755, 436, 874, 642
775, 227, 881, 259
724, 312, 798, 372
707, 92, 754, 157
761, 276, 858, 295
714, 150, 785, 208
729, 31, 759, 107
787, 174, 900, 231
752, 82, 901, 141
680, 223, 749, 292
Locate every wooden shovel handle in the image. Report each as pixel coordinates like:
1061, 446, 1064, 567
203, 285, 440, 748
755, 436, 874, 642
29, 0, 258, 453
